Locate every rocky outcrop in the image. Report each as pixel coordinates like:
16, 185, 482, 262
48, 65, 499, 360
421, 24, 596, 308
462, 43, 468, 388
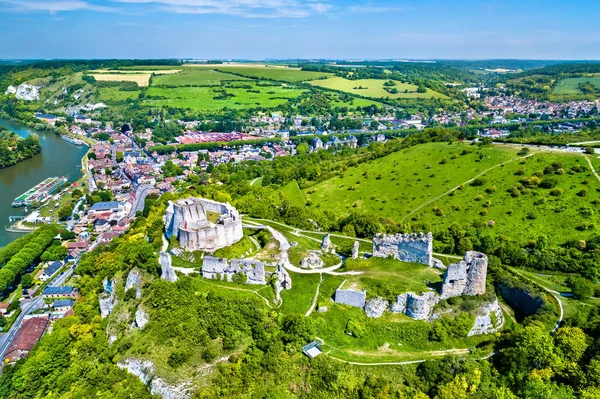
300, 251, 325, 269
6, 84, 40, 101
118, 358, 193, 399
126, 269, 142, 299
274, 264, 292, 302
432, 258, 446, 270
160, 252, 178, 282
468, 299, 505, 336
499, 283, 545, 316
99, 279, 117, 318
352, 241, 360, 259
372, 232, 433, 266
440, 251, 488, 299
364, 297, 389, 318
135, 307, 149, 329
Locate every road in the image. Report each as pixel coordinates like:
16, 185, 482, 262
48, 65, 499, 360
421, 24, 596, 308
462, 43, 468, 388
0, 262, 77, 362
128, 184, 154, 218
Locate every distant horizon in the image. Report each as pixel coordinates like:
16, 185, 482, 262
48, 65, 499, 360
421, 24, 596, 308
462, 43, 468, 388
1, 0, 599, 60
1, 58, 600, 63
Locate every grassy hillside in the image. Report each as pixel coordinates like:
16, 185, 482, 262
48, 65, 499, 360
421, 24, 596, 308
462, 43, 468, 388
309, 77, 446, 99
152, 68, 250, 86
553, 76, 600, 95
211, 66, 333, 82
304, 142, 600, 244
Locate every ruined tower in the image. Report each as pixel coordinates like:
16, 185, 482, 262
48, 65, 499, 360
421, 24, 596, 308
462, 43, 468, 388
440, 251, 488, 299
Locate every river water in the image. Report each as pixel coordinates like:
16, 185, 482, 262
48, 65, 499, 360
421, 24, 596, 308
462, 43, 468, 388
0, 119, 88, 247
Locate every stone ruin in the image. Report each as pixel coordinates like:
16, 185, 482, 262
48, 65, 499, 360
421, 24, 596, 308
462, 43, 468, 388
390, 292, 440, 320
364, 297, 389, 318
273, 265, 292, 303
468, 299, 505, 336
352, 241, 360, 259
440, 251, 488, 299
301, 251, 325, 269
372, 232, 433, 266
125, 269, 142, 300
202, 256, 266, 285
334, 288, 367, 309
164, 197, 243, 252
321, 234, 334, 253
160, 252, 178, 282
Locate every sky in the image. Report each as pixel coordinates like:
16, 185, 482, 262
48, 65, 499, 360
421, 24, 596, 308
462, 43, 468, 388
1, 0, 599, 60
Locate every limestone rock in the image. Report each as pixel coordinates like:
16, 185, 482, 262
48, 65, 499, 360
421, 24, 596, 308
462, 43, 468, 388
135, 307, 149, 329
468, 299, 505, 336
99, 279, 117, 318
373, 232, 433, 266
317, 306, 328, 313
352, 241, 360, 259
301, 251, 325, 269
364, 297, 389, 318
5, 86, 16, 95
160, 252, 178, 282
405, 292, 439, 320
432, 257, 446, 270
390, 294, 408, 313
126, 268, 142, 299
118, 358, 193, 399
13, 84, 40, 101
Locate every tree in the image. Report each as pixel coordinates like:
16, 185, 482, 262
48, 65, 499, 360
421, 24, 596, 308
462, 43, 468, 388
567, 277, 593, 300
554, 327, 588, 363
21, 274, 33, 289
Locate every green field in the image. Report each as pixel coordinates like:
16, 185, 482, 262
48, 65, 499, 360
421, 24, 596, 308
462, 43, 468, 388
278, 180, 306, 207
553, 77, 600, 95
151, 68, 249, 86
304, 142, 600, 244
309, 77, 446, 99
209, 66, 333, 82
142, 84, 306, 111
98, 87, 141, 102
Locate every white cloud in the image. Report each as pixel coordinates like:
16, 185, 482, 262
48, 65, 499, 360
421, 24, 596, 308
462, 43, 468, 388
112, 0, 332, 18
2, 0, 119, 13
348, 3, 407, 13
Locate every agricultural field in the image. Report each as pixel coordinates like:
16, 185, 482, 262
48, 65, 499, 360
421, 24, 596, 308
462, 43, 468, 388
91, 73, 153, 87
207, 65, 333, 82
309, 77, 446, 99
142, 83, 307, 111
151, 68, 249, 86
304, 142, 600, 244
553, 76, 600, 96
97, 86, 141, 103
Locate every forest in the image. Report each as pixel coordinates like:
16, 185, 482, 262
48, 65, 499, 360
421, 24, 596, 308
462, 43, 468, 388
0, 127, 41, 169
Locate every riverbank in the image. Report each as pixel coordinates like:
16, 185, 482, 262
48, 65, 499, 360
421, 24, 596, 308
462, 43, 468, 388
0, 119, 88, 247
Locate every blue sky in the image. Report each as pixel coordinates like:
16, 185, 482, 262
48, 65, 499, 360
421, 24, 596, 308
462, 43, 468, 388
1, 0, 599, 60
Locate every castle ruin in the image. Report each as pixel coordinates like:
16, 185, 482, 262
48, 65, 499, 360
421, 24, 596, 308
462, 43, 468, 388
372, 232, 433, 266
440, 251, 488, 299
164, 198, 243, 252
202, 256, 266, 285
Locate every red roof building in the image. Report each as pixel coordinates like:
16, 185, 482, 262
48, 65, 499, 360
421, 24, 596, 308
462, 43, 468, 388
4, 315, 49, 362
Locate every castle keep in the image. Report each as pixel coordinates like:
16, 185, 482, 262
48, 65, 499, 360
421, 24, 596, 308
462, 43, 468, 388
372, 232, 433, 266
440, 251, 488, 299
164, 198, 243, 252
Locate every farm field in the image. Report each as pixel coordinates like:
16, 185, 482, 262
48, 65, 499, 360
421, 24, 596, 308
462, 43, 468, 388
553, 77, 600, 95
142, 84, 307, 111
89, 69, 182, 75
97, 87, 141, 102
91, 73, 152, 86
208, 66, 333, 82
304, 142, 600, 244
151, 68, 249, 86
309, 77, 446, 99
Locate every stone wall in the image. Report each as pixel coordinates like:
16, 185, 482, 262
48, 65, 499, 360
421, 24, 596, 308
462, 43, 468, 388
372, 232, 433, 266
165, 198, 243, 252
334, 289, 367, 309
202, 256, 266, 285
389, 292, 440, 320
440, 251, 488, 299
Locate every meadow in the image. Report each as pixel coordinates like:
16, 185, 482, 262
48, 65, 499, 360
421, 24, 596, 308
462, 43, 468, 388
151, 68, 249, 86
309, 77, 446, 99
97, 86, 141, 102
142, 84, 307, 111
553, 76, 600, 95
209, 66, 333, 82
304, 142, 600, 244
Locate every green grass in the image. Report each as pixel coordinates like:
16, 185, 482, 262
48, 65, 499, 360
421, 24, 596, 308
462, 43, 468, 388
211, 230, 261, 259
280, 272, 321, 314
553, 77, 600, 95
278, 180, 306, 207
309, 77, 446, 99
151, 68, 249, 86
340, 257, 442, 300
98, 87, 141, 102
142, 84, 306, 111
305, 142, 518, 221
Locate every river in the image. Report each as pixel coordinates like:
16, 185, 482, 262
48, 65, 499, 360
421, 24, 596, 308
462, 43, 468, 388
0, 119, 88, 247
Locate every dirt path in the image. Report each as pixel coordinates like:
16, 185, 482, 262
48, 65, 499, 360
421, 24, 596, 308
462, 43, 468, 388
305, 274, 323, 317
584, 155, 600, 183
401, 152, 536, 223
249, 177, 261, 186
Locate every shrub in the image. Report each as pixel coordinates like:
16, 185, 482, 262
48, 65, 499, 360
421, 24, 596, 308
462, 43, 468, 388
577, 189, 588, 197
470, 177, 486, 187
486, 186, 497, 193
550, 188, 564, 196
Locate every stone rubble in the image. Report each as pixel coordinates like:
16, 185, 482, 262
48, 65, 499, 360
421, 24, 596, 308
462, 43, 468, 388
300, 251, 325, 269
364, 297, 389, 318
468, 299, 505, 336
372, 232, 433, 266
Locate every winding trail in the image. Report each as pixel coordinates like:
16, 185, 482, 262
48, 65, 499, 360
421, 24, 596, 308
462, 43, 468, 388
305, 274, 323, 317
401, 152, 536, 223
584, 155, 600, 183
